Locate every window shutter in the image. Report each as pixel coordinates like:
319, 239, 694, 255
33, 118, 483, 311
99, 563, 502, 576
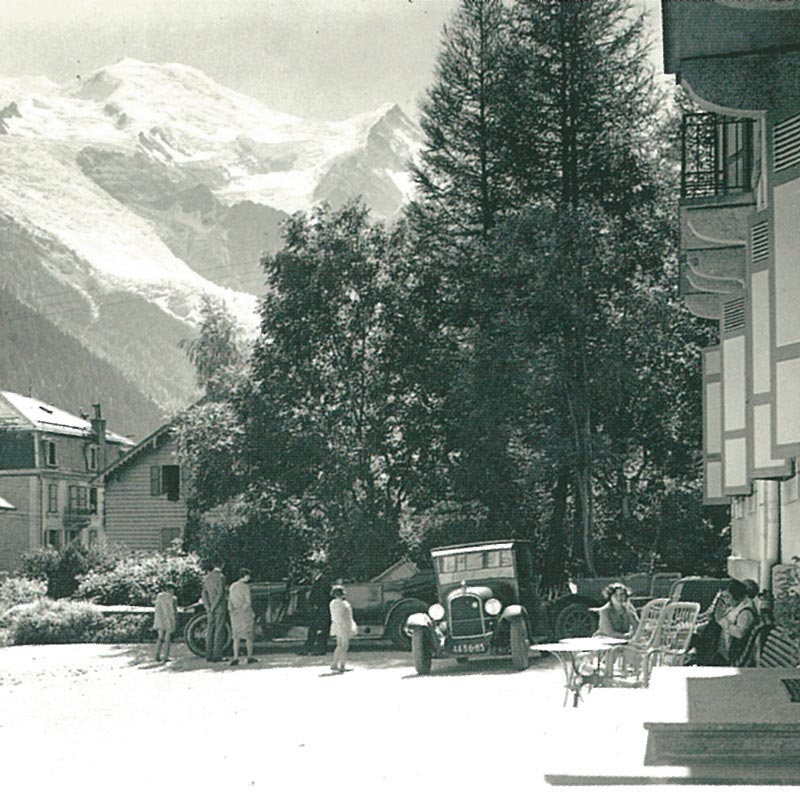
723, 296, 745, 333
774, 113, 800, 173
751, 222, 769, 263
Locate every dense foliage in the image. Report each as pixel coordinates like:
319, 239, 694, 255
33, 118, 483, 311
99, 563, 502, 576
73, 548, 203, 607
774, 557, 800, 643
19, 542, 122, 599
174, 0, 726, 583
0, 575, 47, 613
1, 599, 154, 646
2, 547, 199, 646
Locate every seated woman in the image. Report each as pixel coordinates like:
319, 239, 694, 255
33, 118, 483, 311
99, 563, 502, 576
595, 582, 639, 639
717, 578, 759, 665
689, 588, 730, 666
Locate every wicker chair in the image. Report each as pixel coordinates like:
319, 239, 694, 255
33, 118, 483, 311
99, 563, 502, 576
605, 598, 669, 686
641, 601, 701, 684
606, 601, 700, 688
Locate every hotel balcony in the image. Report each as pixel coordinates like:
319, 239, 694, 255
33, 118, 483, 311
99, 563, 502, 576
63, 506, 92, 528
678, 113, 755, 320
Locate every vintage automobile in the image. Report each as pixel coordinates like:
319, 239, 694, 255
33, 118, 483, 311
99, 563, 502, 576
404, 539, 684, 674
182, 558, 436, 656
405, 540, 550, 674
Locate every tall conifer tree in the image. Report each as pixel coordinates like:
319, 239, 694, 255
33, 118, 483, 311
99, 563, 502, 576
411, 0, 511, 241
408, 0, 712, 576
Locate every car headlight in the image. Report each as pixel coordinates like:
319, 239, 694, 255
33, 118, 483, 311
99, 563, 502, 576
485, 598, 502, 616
429, 603, 445, 621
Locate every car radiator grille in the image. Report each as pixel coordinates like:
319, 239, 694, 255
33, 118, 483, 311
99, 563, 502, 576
449, 594, 487, 637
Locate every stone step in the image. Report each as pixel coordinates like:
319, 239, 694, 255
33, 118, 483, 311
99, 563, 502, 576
545, 666, 800, 785
645, 721, 800, 765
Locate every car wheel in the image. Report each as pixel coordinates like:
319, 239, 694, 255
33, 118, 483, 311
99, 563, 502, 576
510, 616, 530, 670
411, 628, 432, 675
386, 599, 428, 651
183, 613, 232, 657
553, 601, 595, 640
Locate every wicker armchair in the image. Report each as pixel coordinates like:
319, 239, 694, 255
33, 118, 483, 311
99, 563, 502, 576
605, 598, 669, 686
607, 601, 700, 688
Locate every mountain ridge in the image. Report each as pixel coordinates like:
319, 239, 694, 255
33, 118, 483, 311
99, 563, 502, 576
0, 59, 423, 439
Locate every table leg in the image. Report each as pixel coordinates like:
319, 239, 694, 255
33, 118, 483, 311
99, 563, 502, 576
563, 653, 583, 707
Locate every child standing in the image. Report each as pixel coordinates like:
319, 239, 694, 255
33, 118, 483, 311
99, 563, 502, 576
153, 582, 179, 662
329, 584, 358, 673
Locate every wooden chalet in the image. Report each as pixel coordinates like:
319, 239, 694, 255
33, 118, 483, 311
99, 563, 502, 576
94, 422, 187, 552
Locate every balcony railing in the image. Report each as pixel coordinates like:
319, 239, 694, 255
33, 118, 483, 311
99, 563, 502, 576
681, 113, 754, 199
63, 506, 92, 526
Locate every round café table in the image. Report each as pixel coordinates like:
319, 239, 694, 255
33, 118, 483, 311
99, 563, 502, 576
531, 636, 626, 707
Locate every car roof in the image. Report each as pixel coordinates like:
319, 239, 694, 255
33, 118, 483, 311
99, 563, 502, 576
430, 540, 530, 558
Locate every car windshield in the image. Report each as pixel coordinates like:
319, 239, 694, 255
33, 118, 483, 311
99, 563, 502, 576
435, 548, 515, 583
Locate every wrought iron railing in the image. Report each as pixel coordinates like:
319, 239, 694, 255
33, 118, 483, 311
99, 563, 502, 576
681, 112, 754, 199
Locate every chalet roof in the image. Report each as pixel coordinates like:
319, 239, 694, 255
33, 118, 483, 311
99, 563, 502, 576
95, 421, 175, 483
0, 390, 135, 446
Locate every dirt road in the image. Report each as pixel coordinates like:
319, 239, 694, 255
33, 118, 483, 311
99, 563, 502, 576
0, 641, 570, 798
0, 641, 782, 799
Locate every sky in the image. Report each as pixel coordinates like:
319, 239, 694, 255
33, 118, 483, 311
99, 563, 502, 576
0, 0, 664, 121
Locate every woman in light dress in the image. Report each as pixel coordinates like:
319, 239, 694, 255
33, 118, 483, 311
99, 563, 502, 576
227, 568, 258, 666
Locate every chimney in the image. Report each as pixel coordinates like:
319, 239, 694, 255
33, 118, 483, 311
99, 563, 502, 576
91, 403, 106, 447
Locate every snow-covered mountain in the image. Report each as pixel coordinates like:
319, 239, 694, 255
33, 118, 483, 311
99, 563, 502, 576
0, 59, 423, 424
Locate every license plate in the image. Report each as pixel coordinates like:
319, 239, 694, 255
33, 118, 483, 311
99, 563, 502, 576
452, 642, 487, 654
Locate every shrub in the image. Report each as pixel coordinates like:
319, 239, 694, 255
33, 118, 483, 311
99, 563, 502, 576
0, 576, 47, 612
18, 547, 61, 583
18, 543, 122, 599
74, 549, 203, 607
94, 611, 155, 644
0, 598, 159, 645
774, 556, 800, 643
2, 599, 105, 645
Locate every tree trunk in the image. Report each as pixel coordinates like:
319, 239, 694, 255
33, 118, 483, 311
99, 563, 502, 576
544, 468, 570, 584
575, 461, 596, 577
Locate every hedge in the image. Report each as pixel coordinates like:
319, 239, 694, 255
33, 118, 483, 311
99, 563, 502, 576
0, 599, 159, 646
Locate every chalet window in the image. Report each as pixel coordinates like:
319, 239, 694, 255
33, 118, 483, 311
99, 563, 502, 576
68, 485, 89, 511
150, 465, 161, 496
87, 446, 99, 472
87, 528, 98, 545
150, 465, 180, 501
44, 440, 57, 467
48, 484, 58, 514
66, 529, 81, 545
162, 465, 180, 501
46, 529, 62, 549
160, 528, 181, 550
89, 487, 97, 514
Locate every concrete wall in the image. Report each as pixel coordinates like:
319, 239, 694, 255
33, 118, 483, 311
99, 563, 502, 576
0, 476, 36, 573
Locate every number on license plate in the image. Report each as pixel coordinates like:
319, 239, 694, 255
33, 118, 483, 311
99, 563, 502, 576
452, 642, 486, 654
